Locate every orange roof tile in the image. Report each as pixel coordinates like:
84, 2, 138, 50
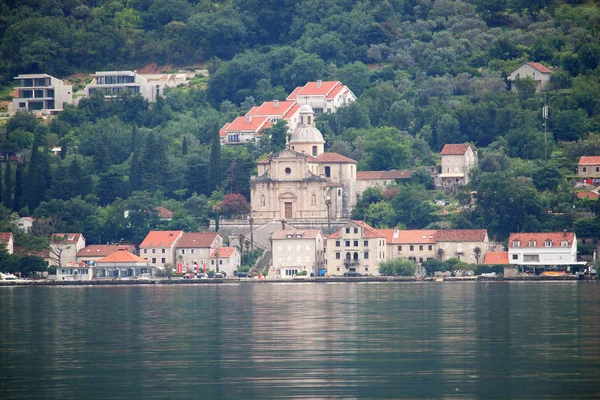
156, 206, 173, 218
483, 252, 509, 265
271, 230, 323, 240
508, 232, 575, 248
526, 62, 553, 74
220, 122, 231, 137
96, 249, 149, 263
576, 191, 599, 199
140, 231, 183, 247
440, 144, 472, 155
247, 101, 297, 118
578, 156, 600, 165
376, 229, 436, 244
357, 170, 414, 180
436, 229, 488, 242
295, 81, 341, 97
312, 152, 357, 163
354, 220, 386, 238
226, 115, 270, 131
283, 104, 301, 119
210, 247, 238, 258
176, 232, 220, 248
0, 232, 13, 243
326, 84, 345, 99
286, 87, 303, 101
77, 244, 136, 258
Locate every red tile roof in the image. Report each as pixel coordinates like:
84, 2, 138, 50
0, 232, 13, 243
286, 86, 303, 101
440, 144, 472, 155
247, 101, 297, 117
77, 244, 136, 258
326, 84, 345, 99
508, 232, 575, 248
176, 232, 220, 248
283, 104, 301, 118
257, 158, 269, 164
376, 229, 436, 244
356, 170, 414, 180
96, 249, 149, 263
436, 229, 488, 242
353, 220, 386, 238
156, 206, 173, 219
51, 233, 83, 244
312, 152, 357, 163
225, 115, 270, 132
271, 229, 323, 240
219, 122, 231, 137
210, 247, 238, 258
576, 191, 599, 199
578, 156, 600, 165
483, 252, 509, 265
526, 62, 553, 74
140, 231, 183, 247
293, 81, 341, 97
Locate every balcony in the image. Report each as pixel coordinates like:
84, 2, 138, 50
344, 260, 359, 267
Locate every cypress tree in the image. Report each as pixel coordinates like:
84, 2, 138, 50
182, 136, 188, 155
0, 164, 4, 208
4, 160, 12, 209
13, 162, 23, 211
208, 123, 221, 192
59, 139, 67, 160
129, 151, 142, 194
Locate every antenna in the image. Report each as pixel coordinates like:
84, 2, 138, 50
543, 92, 548, 161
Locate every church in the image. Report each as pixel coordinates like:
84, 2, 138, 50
250, 105, 357, 223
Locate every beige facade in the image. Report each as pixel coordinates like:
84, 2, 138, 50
175, 232, 223, 273
50, 233, 86, 267
355, 170, 414, 196
271, 230, 325, 277
139, 230, 184, 269
209, 247, 241, 277
439, 144, 477, 186
325, 221, 386, 276
436, 229, 489, 264
509, 62, 552, 92
377, 229, 436, 264
578, 156, 600, 178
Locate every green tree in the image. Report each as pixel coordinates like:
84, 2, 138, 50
13, 162, 24, 211
4, 160, 12, 209
208, 124, 221, 192
378, 259, 416, 276
391, 185, 435, 229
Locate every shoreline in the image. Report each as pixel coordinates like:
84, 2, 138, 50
1, 275, 591, 286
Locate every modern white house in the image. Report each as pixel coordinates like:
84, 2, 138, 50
220, 115, 273, 145
9, 74, 73, 115
286, 81, 356, 114
271, 229, 325, 277
246, 100, 302, 132
57, 261, 94, 281
508, 232, 578, 265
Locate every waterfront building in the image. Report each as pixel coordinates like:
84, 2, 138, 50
436, 229, 489, 264
0, 232, 14, 254
325, 221, 386, 276
139, 230, 183, 269
508, 232, 577, 266
483, 252, 509, 265
286, 80, 356, 114
439, 144, 477, 186
9, 74, 73, 116
94, 248, 155, 278
57, 261, 93, 281
271, 229, 325, 278
77, 244, 137, 265
50, 233, 86, 267
377, 229, 436, 264
175, 232, 223, 273
209, 247, 241, 277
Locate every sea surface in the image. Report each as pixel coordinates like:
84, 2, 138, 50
1, 282, 599, 399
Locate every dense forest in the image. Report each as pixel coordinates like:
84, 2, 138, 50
1, 0, 600, 271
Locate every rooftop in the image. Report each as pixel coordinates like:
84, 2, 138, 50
271, 230, 323, 240
96, 249, 149, 264
51, 233, 84, 244
357, 170, 414, 180
176, 232, 220, 248
0, 232, 13, 243
376, 229, 436, 244
436, 229, 488, 242
483, 252, 509, 265
77, 244, 137, 258
508, 232, 575, 248
578, 156, 600, 165
140, 231, 183, 247
210, 247, 238, 258
526, 62, 553, 74
440, 144, 472, 155
312, 152, 357, 164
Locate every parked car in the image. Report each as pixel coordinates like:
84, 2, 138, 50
214, 272, 225, 279
235, 272, 248, 278
183, 273, 195, 279
197, 273, 209, 279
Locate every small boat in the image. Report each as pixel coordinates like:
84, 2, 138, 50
0, 272, 26, 282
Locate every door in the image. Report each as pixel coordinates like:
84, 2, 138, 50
285, 202, 293, 218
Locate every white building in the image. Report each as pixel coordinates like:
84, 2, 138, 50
439, 144, 477, 186
175, 232, 223, 273
50, 233, 86, 267
57, 261, 93, 281
220, 115, 273, 145
246, 100, 302, 132
9, 74, 73, 115
508, 62, 553, 92
508, 232, 578, 265
287, 81, 356, 114
209, 247, 241, 277
271, 229, 325, 278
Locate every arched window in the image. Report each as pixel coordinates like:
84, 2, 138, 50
311, 194, 316, 205
353, 252, 359, 260
300, 116, 304, 125
312, 146, 317, 156
260, 195, 265, 206
308, 116, 312, 125
325, 166, 331, 177
338, 189, 342, 196
345, 252, 351, 260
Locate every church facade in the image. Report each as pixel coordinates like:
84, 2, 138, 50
250, 105, 357, 222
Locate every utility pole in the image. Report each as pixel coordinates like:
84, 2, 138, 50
543, 92, 548, 161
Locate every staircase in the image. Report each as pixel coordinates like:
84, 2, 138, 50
250, 250, 272, 277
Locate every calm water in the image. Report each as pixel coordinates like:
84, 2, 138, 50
1, 282, 599, 399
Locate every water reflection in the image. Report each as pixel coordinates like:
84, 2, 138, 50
1, 283, 599, 399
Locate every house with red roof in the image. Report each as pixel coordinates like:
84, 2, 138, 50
508, 232, 577, 266
94, 248, 154, 278
247, 100, 302, 132
139, 230, 183, 269
77, 244, 137, 265
13, 216, 35, 233
50, 233, 86, 267
483, 252, 509, 265
57, 261, 94, 281
436, 229, 489, 264
356, 170, 415, 195
508, 62, 554, 92
286, 80, 356, 114
209, 247, 241, 277
220, 115, 272, 145
271, 229, 325, 278
0, 232, 14, 254
439, 143, 477, 186
175, 232, 223, 273
376, 229, 436, 264
577, 156, 600, 179
325, 221, 386, 276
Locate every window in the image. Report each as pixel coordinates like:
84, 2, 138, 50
364, 241, 368, 247
336, 252, 341, 259
336, 241, 341, 247
152, 249, 156, 254
345, 252, 351, 260
409, 245, 414, 251
364, 252, 369, 259
419, 258, 423, 263
19, 102, 25, 108
152, 258, 156, 263
162, 249, 166, 254
345, 240, 350, 247
345, 228, 350, 234
144, 249, 147, 254
524, 254, 540, 262
191, 249, 195, 254
428, 245, 432, 251
353, 252, 359, 260
219, 260, 223, 265
325, 166, 331, 177
545, 240, 552, 247
181, 249, 185, 254
211, 260, 215, 265
398, 245, 402, 251
561, 241, 569, 247
512, 254, 518, 260
597, 167, 599, 172
354, 228, 358, 234
583, 167, 587, 172
161, 258, 166, 263
353, 240, 359, 247
285, 269, 298, 276
419, 245, 423, 251
312, 146, 317, 156
311, 194, 316, 205
528, 241, 536, 247
512, 241, 520, 247
285, 167, 291, 174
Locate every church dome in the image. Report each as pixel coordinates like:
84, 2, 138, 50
289, 105, 325, 144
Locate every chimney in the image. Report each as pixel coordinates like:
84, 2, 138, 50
317, 80, 322, 88
246, 115, 252, 123
273, 99, 279, 108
